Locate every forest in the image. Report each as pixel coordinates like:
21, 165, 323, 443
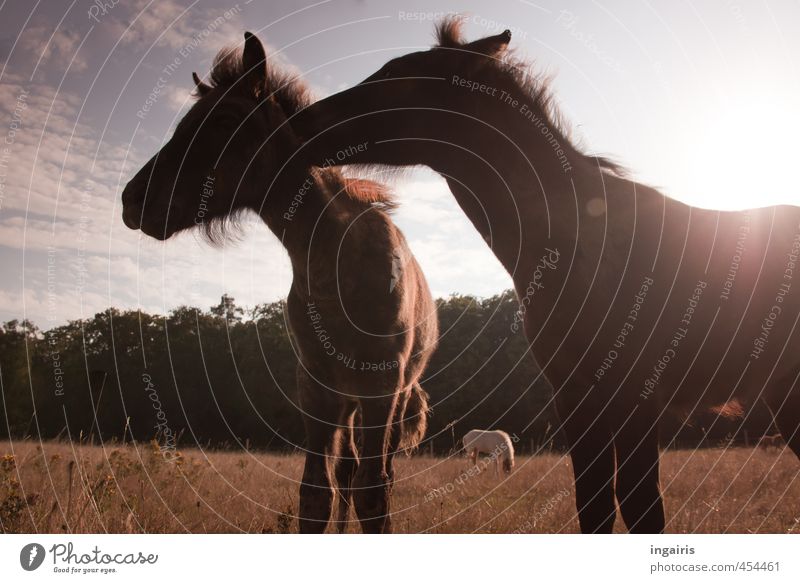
0, 293, 774, 453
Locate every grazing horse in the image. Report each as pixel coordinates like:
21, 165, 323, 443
758, 434, 785, 450
462, 429, 515, 476
120, 32, 438, 533
291, 18, 800, 533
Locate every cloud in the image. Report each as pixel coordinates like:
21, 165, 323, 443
0, 78, 130, 224
3, 24, 90, 76
384, 171, 513, 299
106, 0, 246, 55
0, 66, 294, 328
163, 84, 193, 113
0, 212, 294, 328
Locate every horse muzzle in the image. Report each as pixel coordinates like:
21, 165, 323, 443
121, 203, 142, 230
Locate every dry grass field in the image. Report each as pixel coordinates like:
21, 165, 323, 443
1, 440, 798, 534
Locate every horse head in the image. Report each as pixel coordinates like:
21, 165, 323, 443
121, 32, 297, 242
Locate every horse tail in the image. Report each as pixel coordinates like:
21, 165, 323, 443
399, 382, 429, 454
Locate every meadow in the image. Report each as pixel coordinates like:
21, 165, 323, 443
1, 440, 798, 534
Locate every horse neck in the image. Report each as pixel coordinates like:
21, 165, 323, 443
436, 135, 597, 286
257, 166, 347, 288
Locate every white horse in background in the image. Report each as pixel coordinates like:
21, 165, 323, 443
462, 429, 515, 476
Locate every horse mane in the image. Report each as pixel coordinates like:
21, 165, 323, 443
434, 16, 464, 49
202, 45, 396, 209
435, 17, 463, 49
435, 16, 624, 176
200, 208, 246, 247
201, 46, 313, 110
317, 170, 397, 212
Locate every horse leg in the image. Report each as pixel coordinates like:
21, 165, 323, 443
298, 370, 340, 534
614, 412, 665, 533
353, 393, 398, 533
333, 402, 359, 533
385, 389, 409, 487
558, 396, 617, 533
764, 368, 800, 459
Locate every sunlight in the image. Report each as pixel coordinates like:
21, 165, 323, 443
673, 88, 800, 211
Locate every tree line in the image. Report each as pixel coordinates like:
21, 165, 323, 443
0, 293, 773, 453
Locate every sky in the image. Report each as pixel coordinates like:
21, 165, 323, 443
0, 0, 798, 328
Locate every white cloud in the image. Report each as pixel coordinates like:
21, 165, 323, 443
385, 170, 513, 299
163, 84, 193, 113
0, 70, 294, 328
105, 0, 245, 55
0, 79, 131, 226
7, 25, 90, 76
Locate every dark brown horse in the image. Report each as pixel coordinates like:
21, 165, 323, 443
291, 18, 800, 533
120, 32, 438, 533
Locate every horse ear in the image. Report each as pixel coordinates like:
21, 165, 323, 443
242, 31, 267, 94
192, 72, 212, 96
464, 29, 512, 58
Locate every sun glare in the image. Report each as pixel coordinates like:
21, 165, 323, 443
673, 88, 799, 211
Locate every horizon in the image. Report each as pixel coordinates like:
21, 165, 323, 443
7, 288, 519, 331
